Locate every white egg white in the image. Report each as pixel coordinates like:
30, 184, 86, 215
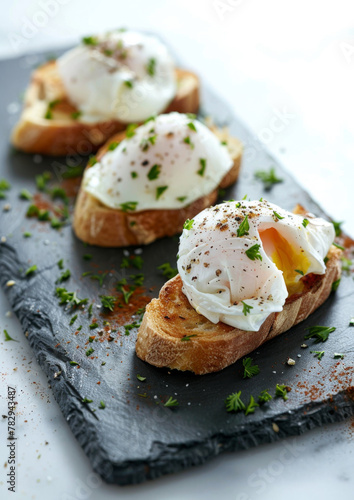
177, 200, 335, 331
82, 112, 233, 210
57, 30, 176, 123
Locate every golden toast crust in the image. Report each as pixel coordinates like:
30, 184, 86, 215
135, 245, 342, 374
11, 61, 200, 156
72, 128, 243, 247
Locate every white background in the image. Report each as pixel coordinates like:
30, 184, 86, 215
1, 0, 354, 499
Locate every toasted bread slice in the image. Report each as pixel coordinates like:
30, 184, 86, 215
136, 244, 341, 375
72, 128, 243, 247
11, 61, 200, 156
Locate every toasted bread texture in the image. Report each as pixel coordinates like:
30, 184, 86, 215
72, 128, 243, 247
135, 245, 342, 375
11, 61, 200, 156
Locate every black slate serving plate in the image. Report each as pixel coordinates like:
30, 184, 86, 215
0, 49, 354, 486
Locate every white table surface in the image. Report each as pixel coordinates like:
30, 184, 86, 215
0, 1, 354, 498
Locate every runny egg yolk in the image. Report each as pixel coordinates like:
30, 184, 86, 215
259, 227, 310, 295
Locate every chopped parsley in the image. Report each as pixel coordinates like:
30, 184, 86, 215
197, 158, 206, 176
126, 123, 138, 138
89, 322, 98, 330
258, 390, 272, 404
187, 122, 197, 132
164, 397, 178, 407
156, 186, 168, 200
177, 196, 187, 203
23, 232, 32, 238
254, 167, 283, 190
4, 330, 17, 342
146, 58, 156, 76
310, 350, 325, 360
44, 100, 60, 120
35, 171, 51, 191
245, 244, 262, 261
19, 189, 32, 200
183, 136, 194, 149
57, 259, 64, 270
245, 396, 259, 416
225, 391, 245, 413
71, 111, 82, 120
186, 113, 196, 119
108, 141, 120, 151
158, 262, 178, 280
83, 254, 92, 261
100, 295, 116, 311
0, 179, 11, 191
137, 374, 146, 382
304, 326, 336, 343
56, 288, 88, 308
70, 314, 78, 326
90, 273, 107, 287
147, 164, 161, 181
82, 397, 93, 404
332, 279, 341, 292
56, 269, 71, 283
85, 347, 94, 357
99, 401, 106, 410
82, 36, 98, 45
131, 171, 138, 179
332, 221, 343, 237
120, 201, 138, 212
183, 218, 194, 230
242, 357, 260, 378
242, 301, 253, 316
237, 215, 249, 237
333, 242, 345, 251
124, 79, 133, 89
333, 353, 344, 359
295, 269, 304, 275
181, 334, 197, 341
302, 218, 309, 228
69, 361, 79, 366
275, 384, 289, 401
87, 155, 97, 167
25, 264, 37, 276
273, 211, 284, 220
130, 273, 144, 286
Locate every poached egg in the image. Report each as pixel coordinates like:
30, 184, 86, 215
82, 112, 233, 211
57, 30, 176, 123
177, 199, 335, 331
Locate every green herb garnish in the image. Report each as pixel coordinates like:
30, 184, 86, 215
304, 326, 336, 343
164, 397, 178, 407
245, 244, 262, 261
254, 167, 283, 190
258, 390, 272, 404
310, 350, 325, 360
120, 201, 138, 212
241, 301, 253, 316
225, 391, 245, 413
147, 164, 161, 181
237, 215, 249, 237
183, 218, 194, 230
197, 158, 206, 176
245, 395, 259, 416
158, 262, 178, 280
100, 295, 116, 311
156, 186, 168, 200
25, 264, 37, 276
275, 384, 289, 401
242, 357, 260, 378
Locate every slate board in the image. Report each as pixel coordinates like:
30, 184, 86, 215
1, 50, 354, 486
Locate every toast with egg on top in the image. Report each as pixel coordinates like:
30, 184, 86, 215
135, 204, 342, 374
11, 31, 200, 156
73, 113, 243, 247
